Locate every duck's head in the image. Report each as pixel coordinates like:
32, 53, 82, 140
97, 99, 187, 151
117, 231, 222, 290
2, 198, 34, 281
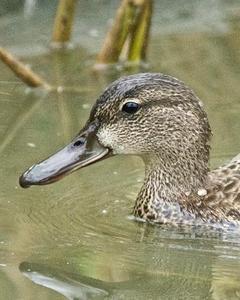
19, 73, 211, 190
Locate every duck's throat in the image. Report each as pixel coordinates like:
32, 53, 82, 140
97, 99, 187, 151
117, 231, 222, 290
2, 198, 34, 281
133, 154, 209, 223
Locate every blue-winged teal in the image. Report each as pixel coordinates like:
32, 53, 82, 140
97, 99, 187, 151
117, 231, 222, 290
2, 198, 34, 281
19, 73, 240, 229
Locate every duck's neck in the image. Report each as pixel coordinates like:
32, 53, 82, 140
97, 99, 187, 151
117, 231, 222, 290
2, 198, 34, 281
133, 152, 209, 222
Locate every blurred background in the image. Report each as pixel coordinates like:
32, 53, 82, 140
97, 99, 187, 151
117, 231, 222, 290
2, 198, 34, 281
0, 1, 240, 299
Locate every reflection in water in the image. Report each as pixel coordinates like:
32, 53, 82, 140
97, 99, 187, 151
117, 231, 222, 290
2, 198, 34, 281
20, 262, 109, 300
212, 258, 240, 300
24, 0, 37, 18
0, 0, 240, 299
19, 239, 240, 300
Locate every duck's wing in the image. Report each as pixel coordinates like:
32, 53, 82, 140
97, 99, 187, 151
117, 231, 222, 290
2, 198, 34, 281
206, 155, 240, 221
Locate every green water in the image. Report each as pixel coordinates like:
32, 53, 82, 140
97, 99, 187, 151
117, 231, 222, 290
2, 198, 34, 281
0, 1, 240, 299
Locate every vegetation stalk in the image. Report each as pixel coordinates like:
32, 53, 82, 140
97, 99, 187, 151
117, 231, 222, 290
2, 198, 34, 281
52, 0, 77, 46
0, 47, 51, 90
94, 0, 153, 69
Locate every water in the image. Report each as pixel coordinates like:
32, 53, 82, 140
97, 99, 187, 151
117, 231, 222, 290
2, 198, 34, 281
0, 1, 240, 299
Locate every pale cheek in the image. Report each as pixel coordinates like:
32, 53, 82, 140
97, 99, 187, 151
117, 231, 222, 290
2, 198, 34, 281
97, 128, 137, 154
97, 128, 126, 154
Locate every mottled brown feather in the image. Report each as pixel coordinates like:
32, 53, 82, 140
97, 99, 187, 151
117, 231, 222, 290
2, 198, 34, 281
92, 73, 240, 230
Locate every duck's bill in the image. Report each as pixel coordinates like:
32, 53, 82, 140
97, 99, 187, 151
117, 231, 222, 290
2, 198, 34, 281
19, 122, 111, 188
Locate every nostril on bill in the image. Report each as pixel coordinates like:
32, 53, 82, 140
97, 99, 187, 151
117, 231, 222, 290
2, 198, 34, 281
73, 138, 85, 147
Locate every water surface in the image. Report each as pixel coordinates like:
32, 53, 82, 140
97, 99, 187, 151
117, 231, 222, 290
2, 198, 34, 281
0, 1, 240, 299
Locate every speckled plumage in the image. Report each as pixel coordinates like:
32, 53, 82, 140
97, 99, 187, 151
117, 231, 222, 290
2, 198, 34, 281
90, 73, 240, 230
20, 72, 240, 230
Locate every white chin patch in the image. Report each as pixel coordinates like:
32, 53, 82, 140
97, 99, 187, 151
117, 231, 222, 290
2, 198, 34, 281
97, 127, 126, 154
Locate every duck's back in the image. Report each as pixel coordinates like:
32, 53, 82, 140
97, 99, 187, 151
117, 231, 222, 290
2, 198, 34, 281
206, 154, 240, 223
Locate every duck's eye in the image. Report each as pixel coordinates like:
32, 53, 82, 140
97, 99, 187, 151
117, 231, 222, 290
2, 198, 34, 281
121, 102, 140, 114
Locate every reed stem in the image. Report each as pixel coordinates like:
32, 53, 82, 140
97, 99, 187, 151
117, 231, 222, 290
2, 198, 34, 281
127, 0, 152, 63
52, 0, 77, 46
95, 0, 152, 68
0, 47, 51, 90
95, 0, 135, 66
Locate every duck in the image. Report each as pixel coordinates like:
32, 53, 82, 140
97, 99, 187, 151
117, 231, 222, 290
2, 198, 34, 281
19, 73, 240, 230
